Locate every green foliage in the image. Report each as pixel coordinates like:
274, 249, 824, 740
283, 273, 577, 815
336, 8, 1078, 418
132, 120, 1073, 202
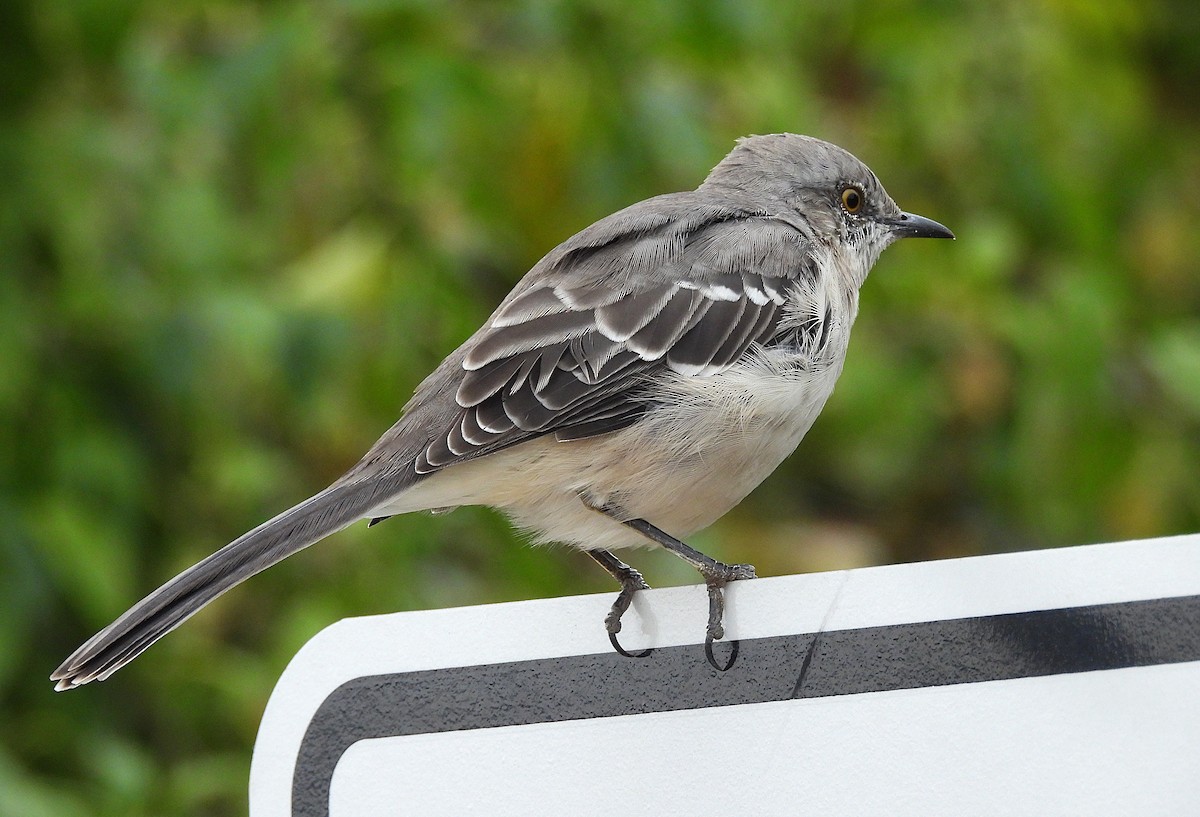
2, 0, 1198, 812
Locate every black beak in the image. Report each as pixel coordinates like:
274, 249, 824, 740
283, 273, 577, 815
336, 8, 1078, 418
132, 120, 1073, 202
887, 211, 955, 240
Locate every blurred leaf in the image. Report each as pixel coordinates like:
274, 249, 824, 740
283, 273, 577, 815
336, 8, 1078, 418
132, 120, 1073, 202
1147, 323, 1200, 416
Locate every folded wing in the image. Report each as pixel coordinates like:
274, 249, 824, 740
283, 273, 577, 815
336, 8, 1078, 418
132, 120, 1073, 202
415, 216, 814, 474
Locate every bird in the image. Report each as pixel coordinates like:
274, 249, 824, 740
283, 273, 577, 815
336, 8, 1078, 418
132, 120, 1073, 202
52, 133, 953, 690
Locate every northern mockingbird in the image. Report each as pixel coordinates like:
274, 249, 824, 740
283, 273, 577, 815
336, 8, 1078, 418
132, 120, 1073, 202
52, 133, 952, 689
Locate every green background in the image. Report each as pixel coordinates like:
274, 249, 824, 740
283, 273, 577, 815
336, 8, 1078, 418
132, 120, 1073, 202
3, 1, 1199, 813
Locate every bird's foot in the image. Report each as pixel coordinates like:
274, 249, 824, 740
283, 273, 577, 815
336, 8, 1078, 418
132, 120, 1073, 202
700, 562, 756, 671
587, 548, 653, 658
606, 568, 652, 658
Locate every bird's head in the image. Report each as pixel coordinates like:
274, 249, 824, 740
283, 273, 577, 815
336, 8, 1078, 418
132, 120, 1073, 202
702, 133, 953, 276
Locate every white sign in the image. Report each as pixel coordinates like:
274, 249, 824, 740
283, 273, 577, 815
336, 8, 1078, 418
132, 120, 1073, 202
251, 535, 1200, 817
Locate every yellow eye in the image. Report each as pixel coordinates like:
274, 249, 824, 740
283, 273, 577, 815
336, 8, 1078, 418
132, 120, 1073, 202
841, 186, 864, 213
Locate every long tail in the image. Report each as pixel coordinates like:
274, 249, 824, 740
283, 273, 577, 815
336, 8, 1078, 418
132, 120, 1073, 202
51, 478, 392, 691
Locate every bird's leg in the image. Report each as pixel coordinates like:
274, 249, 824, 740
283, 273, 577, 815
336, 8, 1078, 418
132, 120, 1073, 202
582, 497, 756, 669
586, 549, 652, 658
620, 517, 756, 637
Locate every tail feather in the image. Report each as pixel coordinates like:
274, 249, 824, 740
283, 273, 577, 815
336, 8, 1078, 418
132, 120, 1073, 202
51, 478, 392, 691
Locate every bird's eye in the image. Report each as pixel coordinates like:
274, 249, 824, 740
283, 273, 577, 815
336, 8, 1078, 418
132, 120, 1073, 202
841, 186, 864, 214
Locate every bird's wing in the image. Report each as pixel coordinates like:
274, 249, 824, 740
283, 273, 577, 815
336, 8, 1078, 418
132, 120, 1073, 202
412, 211, 816, 474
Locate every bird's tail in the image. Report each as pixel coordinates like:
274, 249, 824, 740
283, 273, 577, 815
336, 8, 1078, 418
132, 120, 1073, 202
51, 478, 390, 691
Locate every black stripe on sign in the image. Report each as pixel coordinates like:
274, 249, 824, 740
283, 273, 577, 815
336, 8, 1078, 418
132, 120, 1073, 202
291, 594, 1200, 816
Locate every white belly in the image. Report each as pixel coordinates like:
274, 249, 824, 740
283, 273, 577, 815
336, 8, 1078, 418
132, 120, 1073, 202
380, 345, 847, 552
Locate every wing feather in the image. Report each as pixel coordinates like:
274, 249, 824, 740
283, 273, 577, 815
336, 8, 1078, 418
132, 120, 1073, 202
415, 215, 812, 474
665, 295, 747, 374
625, 287, 708, 360
464, 309, 594, 370
594, 286, 675, 341
474, 396, 516, 434
456, 355, 526, 407
490, 286, 571, 328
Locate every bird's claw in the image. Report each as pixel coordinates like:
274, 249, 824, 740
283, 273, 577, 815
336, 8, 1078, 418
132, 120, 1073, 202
609, 630, 652, 659
705, 632, 739, 671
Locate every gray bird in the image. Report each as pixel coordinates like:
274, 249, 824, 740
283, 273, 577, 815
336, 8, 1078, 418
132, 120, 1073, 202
52, 133, 952, 689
